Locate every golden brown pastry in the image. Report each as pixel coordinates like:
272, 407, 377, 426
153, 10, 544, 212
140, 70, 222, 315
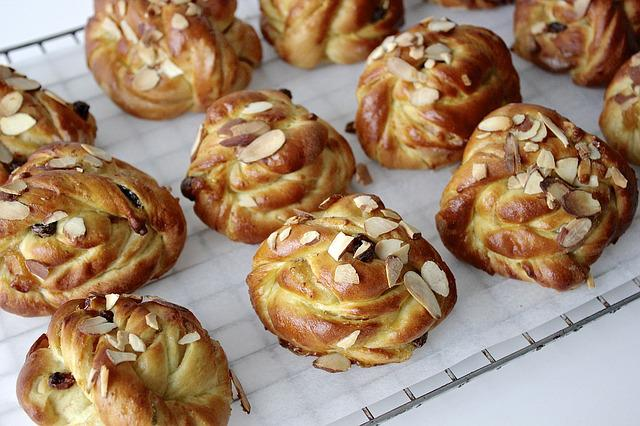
431, 0, 513, 8
436, 104, 638, 291
85, 0, 262, 120
513, 0, 639, 87
0, 65, 96, 178
259, 0, 404, 69
17, 294, 232, 425
246, 193, 457, 369
600, 52, 640, 165
181, 89, 356, 244
0, 143, 186, 316
355, 18, 521, 169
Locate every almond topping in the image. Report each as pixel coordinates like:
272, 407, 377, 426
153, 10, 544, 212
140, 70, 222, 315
242, 101, 273, 114
328, 232, 355, 261
300, 230, 320, 245
478, 116, 512, 132
266, 231, 278, 250
0, 180, 27, 195
427, 18, 457, 33
386, 57, 420, 82
0, 91, 23, 116
159, 59, 183, 78
133, 67, 159, 91
47, 156, 77, 169
403, 271, 441, 318
190, 124, 203, 157
410, 87, 439, 106
171, 13, 189, 30
0, 200, 29, 220
63, 217, 86, 239
44, 210, 67, 225
399, 220, 420, 239
79, 316, 117, 335
100, 366, 109, 397
606, 166, 628, 188
178, 331, 201, 345
472, 163, 487, 182
364, 217, 399, 238
105, 294, 119, 310
523, 142, 539, 152
334, 264, 359, 285
81, 144, 112, 161
102, 18, 122, 40
25, 260, 49, 279
558, 218, 591, 248
536, 149, 556, 170
5, 77, 40, 91
353, 195, 378, 213
237, 129, 286, 163
375, 239, 403, 259
420, 261, 449, 296
128, 333, 146, 352
381, 209, 401, 220
278, 226, 291, 242
335, 330, 360, 349
524, 170, 544, 195
145, 312, 159, 330
0, 113, 36, 135
120, 20, 138, 43
385, 255, 403, 287
539, 113, 569, 147
353, 241, 373, 260
556, 158, 578, 183
313, 353, 351, 373
562, 190, 601, 217
574, 0, 591, 18
106, 349, 137, 365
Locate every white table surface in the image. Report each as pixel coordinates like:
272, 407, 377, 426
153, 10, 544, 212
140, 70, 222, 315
1, 2, 639, 426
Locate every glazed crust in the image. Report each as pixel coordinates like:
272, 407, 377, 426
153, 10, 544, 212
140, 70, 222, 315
246, 193, 457, 367
431, 0, 513, 8
0, 66, 96, 176
260, 0, 404, 69
182, 90, 355, 244
85, 0, 262, 120
0, 143, 186, 316
513, 0, 639, 87
355, 19, 521, 169
600, 52, 640, 165
17, 294, 232, 426
436, 104, 638, 291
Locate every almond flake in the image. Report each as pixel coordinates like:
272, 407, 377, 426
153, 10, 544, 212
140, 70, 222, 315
556, 157, 578, 183
0, 200, 29, 220
400, 220, 420, 239
381, 209, 401, 220
278, 226, 292, 242
47, 156, 77, 169
145, 312, 159, 330
5, 77, 40, 91
353, 195, 378, 213
587, 175, 599, 187
81, 144, 112, 162
83, 155, 103, 168
128, 333, 146, 352
171, 13, 189, 30
190, 124, 204, 157
353, 241, 373, 260
386, 57, 420, 82
106, 349, 137, 365
536, 149, 556, 170
0, 91, 23, 116
364, 217, 399, 238
427, 19, 456, 33
524, 170, 544, 194
230, 369, 251, 413
562, 190, 601, 217
231, 120, 270, 137
420, 261, 449, 297
531, 22, 546, 35
423, 58, 436, 69
403, 271, 441, 318
44, 210, 67, 225
472, 163, 487, 182
237, 129, 286, 163
529, 121, 548, 142
133, 68, 160, 91
0, 180, 27, 195
100, 366, 109, 397
558, 218, 591, 248
478, 115, 512, 132
178, 331, 201, 345
410, 87, 439, 107
539, 113, 569, 147
237, 194, 257, 207
395, 32, 415, 47
79, 316, 117, 335
507, 175, 523, 190
409, 45, 425, 60
266, 231, 278, 250
368, 46, 385, 62
375, 239, 403, 259
461, 74, 471, 86
425, 43, 452, 63
300, 230, 320, 245
513, 119, 541, 141
63, 217, 86, 239
523, 142, 539, 152
105, 330, 128, 351
105, 294, 119, 310
334, 264, 359, 285
385, 255, 403, 287
328, 232, 355, 261
138, 45, 157, 66
159, 59, 183, 78
313, 353, 351, 373
102, 17, 122, 39
0, 113, 36, 135
120, 20, 139, 43
606, 167, 628, 188
242, 101, 272, 114
0, 142, 12, 163
25, 260, 49, 279
117, 0, 126, 16
335, 330, 360, 350
574, 0, 591, 18
186, 2, 202, 16
512, 114, 526, 125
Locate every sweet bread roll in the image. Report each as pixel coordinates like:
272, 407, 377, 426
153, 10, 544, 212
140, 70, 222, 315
355, 18, 521, 169
436, 104, 638, 291
246, 193, 457, 369
181, 89, 356, 244
431, 0, 513, 8
600, 52, 640, 165
0, 65, 96, 178
513, 0, 639, 87
0, 143, 186, 316
17, 294, 232, 425
85, 0, 262, 120
259, 0, 404, 69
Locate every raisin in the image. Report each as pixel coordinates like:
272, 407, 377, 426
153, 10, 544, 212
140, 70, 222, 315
117, 184, 143, 208
180, 176, 200, 201
547, 22, 567, 33
31, 222, 57, 238
344, 121, 356, 134
49, 372, 75, 390
72, 101, 90, 120
412, 332, 428, 348
371, 5, 386, 22
99, 310, 114, 322
278, 88, 292, 99
350, 234, 375, 262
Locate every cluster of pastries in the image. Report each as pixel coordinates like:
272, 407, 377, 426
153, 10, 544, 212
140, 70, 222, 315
6, 0, 640, 424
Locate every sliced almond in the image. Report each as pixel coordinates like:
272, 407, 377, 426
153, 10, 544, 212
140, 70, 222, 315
529, 121, 548, 142
237, 194, 257, 207
425, 43, 452, 63
507, 175, 523, 190
0, 113, 36, 135
334, 264, 359, 285
555, 157, 578, 183
536, 149, 555, 170
606, 166, 628, 188
0, 142, 12, 163
472, 163, 487, 182
524, 170, 544, 195
512, 114, 526, 125
574, 0, 591, 18
242, 101, 272, 114
83, 155, 103, 168
81, 144, 112, 162
145, 312, 159, 330
557, 218, 591, 248
133, 68, 159, 92
386, 57, 419, 82
513, 119, 541, 141
25, 259, 49, 279
0, 200, 29, 220
105, 294, 119, 310
562, 190, 601, 217
328, 232, 355, 261
588, 175, 599, 188
504, 134, 521, 174
541, 177, 571, 202
381, 209, 401, 220
186, 2, 202, 16
403, 271, 441, 318
368, 45, 385, 62
461, 74, 471, 86
231, 120, 270, 137
159, 59, 183, 78
385, 255, 403, 287
190, 124, 203, 157
0, 92, 23, 116
79, 316, 117, 335
300, 230, 320, 245
44, 210, 67, 225
523, 142, 539, 152
237, 129, 286, 163
230, 369, 251, 413
128, 333, 146, 352
539, 113, 569, 147
47, 156, 77, 169
478, 116, 512, 132
171, 13, 189, 30
375, 239, 403, 259
531, 22, 547, 35
353, 195, 378, 213
63, 217, 86, 239
102, 17, 122, 40
353, 241, 373, 261
313, 353, 351, 373
577, 158, 591, 183
178, 331, 201, 345
106, 349, 137, 365
420, 261, 449, 297
117, 0, 126, 16
364, 217, 399, 238
5, 77, 40, 91
266, 231, 278, 250
335, 330, 360, 350
410, 87, 439, 107
0, 180, 27, 195
428, 19, 456, 33
399, 220, 420, 239
278, 226, 292, 242
100, 365, 109, 397
409, 45, 425, 60
120, 20, 138, 43
105, 330, 128, 351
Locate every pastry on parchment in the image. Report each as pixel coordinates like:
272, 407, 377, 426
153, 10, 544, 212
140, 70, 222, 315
259, 0, 404, 69
513, 0, 639, 86
85, 0, 262, 119
17, 293, 238, 425
355, 17, 521, 169
600, 52, 640, 165
0, 65, 96, 180
0, 143, 186, 316
436, 104, 638, 291
181, 89, 355, 244
246, 193, 457, 370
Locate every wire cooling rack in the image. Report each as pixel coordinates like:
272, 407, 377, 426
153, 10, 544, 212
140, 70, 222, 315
2, 2, 640, 425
